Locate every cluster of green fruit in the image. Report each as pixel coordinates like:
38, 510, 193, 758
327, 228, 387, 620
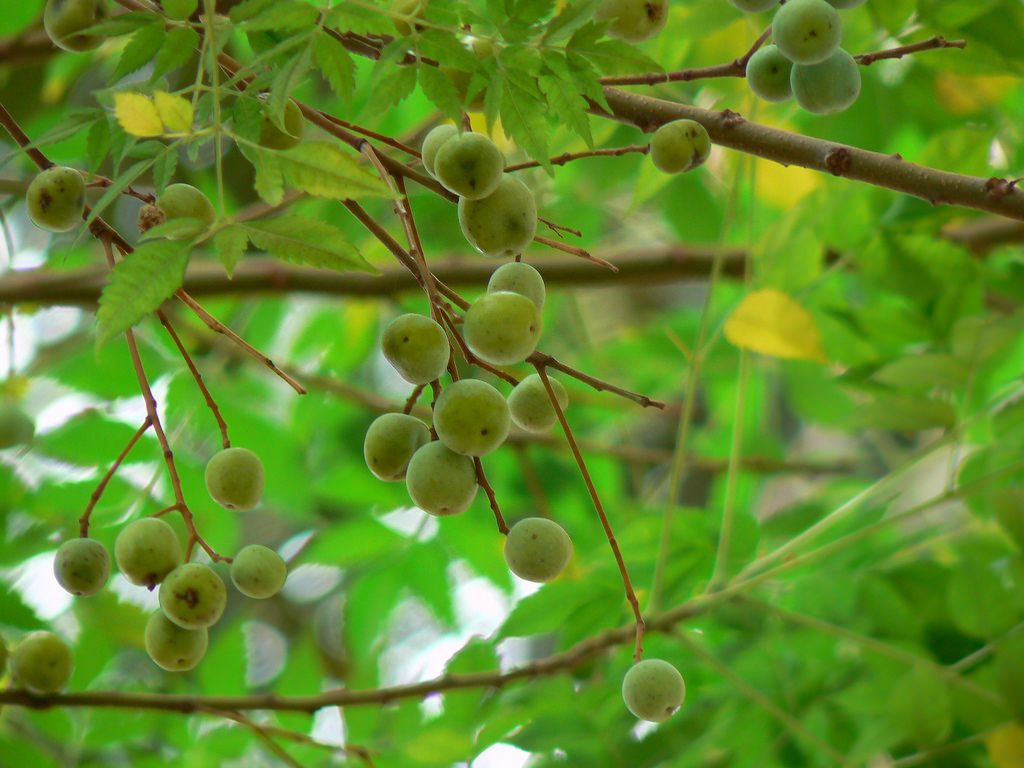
26, 447, 286, 679
736, 0, 864, 115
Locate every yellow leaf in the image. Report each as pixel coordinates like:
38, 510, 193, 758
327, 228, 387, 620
114, 92, 163, 137
153, 91, 193, 134
989, 724, 1024, 768
724, 288, 827, 363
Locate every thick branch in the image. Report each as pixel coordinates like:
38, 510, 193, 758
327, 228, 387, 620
598, 88, 1024, 222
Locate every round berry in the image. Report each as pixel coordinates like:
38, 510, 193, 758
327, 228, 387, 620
258, 99, 304, 150
650, 119, 711, 174
464, 291, 542, 366
231, 544, 288, 599
421, 124, 458, 177
791, 48, 861, 114
53, 538, 110, 597
114, 517, 181, 588
27, 166, 85, 233
10, 632, 73, 696
159, 563, 227, 630
746, 44, 794, 102
596, 0, 668, 42
405, 441, 478, 516
622, 659, 686, 722
155, 183, 215, 239
433, 132, 505, 200
433, 379, 511, 457
459, 175, 537, 258
508, 374, 568, 433
382, 314, 451, 385
44, 0, 107, 52
364, 413, 431, 481
772, 0, 842, 65
488, 261, 545, 310
504, 517, 573, 582
205, 447, 265, 511
144, 611, 208, 671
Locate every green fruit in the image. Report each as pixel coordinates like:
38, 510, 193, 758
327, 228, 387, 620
503, 517, 573, 582
433, 379, 511, 457
772, 0, 841, 65
258, 99, 304, 150
650, 119, 711, 174
405, 441, 478, 516
0, 401, 35, 449
464, 291, 541, 366
364, 413, 431, 481
392, 0, 426, 35
26, 166, 85, 233
155, 183, 215, 239
746, 44, 794, 102
730, 0, 777, 11
508, 374, 568, 433
382, 314, 451, 385
205, 447, 265, 511
10, 632, 73, 696
596, 0, 668, 42
622, 659, 686, 722
791, 48, 861, 114
487, 261, 545, 310
43, 0, 106, 52
159, 563, 227, 630
114, 517, 181, 588
826, 0, 864, 7
433, 132, 505, 200
421, 124, 458, 177
53, 538, 110, 596
231, 544, 287, 599
144, 612, 208, 671
458, 175, 537, 258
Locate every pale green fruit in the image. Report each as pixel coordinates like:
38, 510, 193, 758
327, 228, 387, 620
114, 517, 181, 588
730, 0, 777, 11
364, 413, 430, 481
487, 261, 545, 310
44, 0, 106, 52
622, 659, 686, 722
53, 538, 110, 596
159, 563, 227, 630
231, 544, 288, 599
650, 119, 711, 174
772, 0, 841, 65
0, 401, 34, 449
144, 612, 208, 671
596, 0, 668, 42
421, 124, 458, 177
27, 166, 85, 233
503, 517, 573, 583
458, 175, 537, 258
433, 132, 504, 200
433, 379, 510, 457
405, 441, 478, 516
508, 374, 568, 433
464, 291, 541, 366
392, 0, 426, 35
205, 447, 265, 511
258, 99, 304, 150
746, 44, 794, 102
827, 0, 865, 7
155, 183, 215, 239
11, 632, 73, 696
381, 314, 451, 385
791, 48, 861, 114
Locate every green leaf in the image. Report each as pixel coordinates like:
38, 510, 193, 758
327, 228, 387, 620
947, 561, 1020, 639
163, 0, 197, 20
567, 21, 661, 75
313, 33, 355, 103
887, 667, 953, 748
872, 353, 969, 392
240, 1, 319, 31
214, 225, 250, 277
153, 27, 199, 79
539, 71, 593, 147
96, 241, 191, 346
114, 23, 167, 81
277, 141, 394, 200
270, 46, 313, 127
152, 145, 178, 194
243, 215, 376, 273
418, 66, 463, 123
995, 633, 1024, 720
78, 12, 155, 38
239, 143, 284, 204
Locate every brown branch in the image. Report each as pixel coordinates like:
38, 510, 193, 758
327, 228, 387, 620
79, 418, 152, 537
596, 87, 1024, 222
474, 457, 508, 534
855, 35, 966, 66
535, 364, 646, 662
505, 144, 651, 172
529, 351, 665, 410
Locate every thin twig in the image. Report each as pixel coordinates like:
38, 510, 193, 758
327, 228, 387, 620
474, 457, 508, 534
535, 364, 646, 662
505, 144, 650, 172
529, 352, 666, 410
79, 418, 152, 537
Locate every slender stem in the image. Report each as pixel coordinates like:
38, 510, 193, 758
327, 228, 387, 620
505, 144, 650, 172
529, 352, 665, 410
889, 728, 1001, 768
200, 707, 304, 768
535, 364, 646, 662
79, 418, 152, 537
474, 457, 508, 534
709, 350, 749, 589
156, 311, 230, 449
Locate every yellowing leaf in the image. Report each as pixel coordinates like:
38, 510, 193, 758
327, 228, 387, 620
113, 92, 163, 137
153, 91, 193, 133
988, 724, 1024, 768
724, 288, 827, 363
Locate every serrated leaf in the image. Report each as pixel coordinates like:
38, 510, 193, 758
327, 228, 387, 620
368, 65, 418, 112
114, 23, 166, 81
79, 12, 155, 37
81, 159, 151, 233
152, 144, 179, 194
140, 218, 207, 241
214, 226, 250, 277
153, 91, 193, 133
417, 66, 463, 122
539, 72, 592, 147
313, 33, 356, 103
278, 142, 393, 200
239, 144, 285, 205
96, 242, 190, 346
228, 0, 277, 22
163, 0, 197, 20
500, 75, 550, 170
86, 118, 111, 174
270, 46, 313, 126
153, 27, 199, 79
243, 216, 375, 273
113, 93, 163, 137
241, 1, 319, 31
544, 0, 602, 42
568, 21, 661, 75
725, 289, 827, 363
